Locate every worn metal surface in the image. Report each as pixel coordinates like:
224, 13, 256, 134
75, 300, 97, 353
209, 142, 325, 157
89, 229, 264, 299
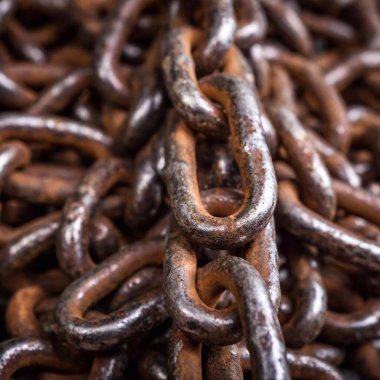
0, 0, 378, 379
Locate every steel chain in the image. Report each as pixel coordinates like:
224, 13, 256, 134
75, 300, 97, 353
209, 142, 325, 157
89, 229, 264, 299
0, 0, 378, 379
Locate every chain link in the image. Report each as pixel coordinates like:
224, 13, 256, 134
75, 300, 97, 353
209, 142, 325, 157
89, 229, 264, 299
0, 0, 378, 379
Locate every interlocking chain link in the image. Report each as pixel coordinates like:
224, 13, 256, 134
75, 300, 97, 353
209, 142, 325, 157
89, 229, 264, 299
0, 0, 378, 379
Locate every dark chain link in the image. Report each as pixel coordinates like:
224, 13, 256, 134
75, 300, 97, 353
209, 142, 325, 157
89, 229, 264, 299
0, 0, 378, 379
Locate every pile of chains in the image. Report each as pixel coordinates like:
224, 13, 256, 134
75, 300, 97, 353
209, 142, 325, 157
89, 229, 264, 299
0, 0, 379, 379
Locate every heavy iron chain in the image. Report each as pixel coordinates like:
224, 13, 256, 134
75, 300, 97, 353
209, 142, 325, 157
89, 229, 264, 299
0, 0, 379, 379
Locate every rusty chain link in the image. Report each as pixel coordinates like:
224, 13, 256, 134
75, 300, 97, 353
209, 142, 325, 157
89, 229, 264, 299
0, 0, 378, 379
